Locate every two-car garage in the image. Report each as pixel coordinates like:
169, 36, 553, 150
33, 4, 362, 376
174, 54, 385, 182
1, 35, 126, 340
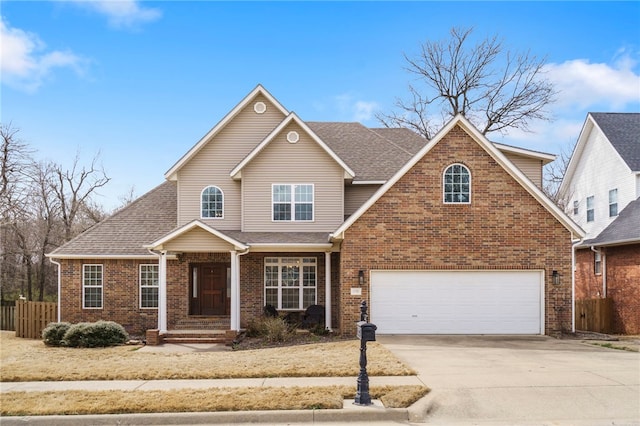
370, 270, 544, 335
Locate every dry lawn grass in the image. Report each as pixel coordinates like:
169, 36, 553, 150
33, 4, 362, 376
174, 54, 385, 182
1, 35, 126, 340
0, 331, 414, 381
1, 385, 429, 416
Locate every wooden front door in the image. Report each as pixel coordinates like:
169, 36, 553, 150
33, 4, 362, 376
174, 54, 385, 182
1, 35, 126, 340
190, 263, 228, 316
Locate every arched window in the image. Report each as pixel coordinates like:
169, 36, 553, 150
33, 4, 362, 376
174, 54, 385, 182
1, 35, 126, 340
201, 186, 223, 218
443, 164, 471, 204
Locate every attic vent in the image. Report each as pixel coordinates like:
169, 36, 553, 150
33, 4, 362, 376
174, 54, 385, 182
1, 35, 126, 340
287, 131, 299, 144
254, 102, 267, 114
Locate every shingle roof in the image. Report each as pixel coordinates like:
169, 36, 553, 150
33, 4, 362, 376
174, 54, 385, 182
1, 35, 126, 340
48, 181, 177, 257
307, 122, 427, 181
591, 113, 640, 171
223, 231, 330, 245
582, 197, 640, 246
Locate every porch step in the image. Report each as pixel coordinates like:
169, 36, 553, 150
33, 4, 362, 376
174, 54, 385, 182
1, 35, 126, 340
163, 329, 227, 344
174, 317, 230, 330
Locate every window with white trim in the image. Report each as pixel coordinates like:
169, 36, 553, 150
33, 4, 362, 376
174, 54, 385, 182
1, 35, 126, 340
201, 186, 223, 218
573, 200, 579, 215
594, 251, 602, 275
83, 264, 103, 309
608, 189, 618, 217
264, 257, 317, 310
443, 164, 471, 203
140, 264, 159, 308
272, 184, 314, 221
586, 196, 595, 222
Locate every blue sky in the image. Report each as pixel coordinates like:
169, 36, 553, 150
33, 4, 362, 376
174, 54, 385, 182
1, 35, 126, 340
2, 1, 639, 210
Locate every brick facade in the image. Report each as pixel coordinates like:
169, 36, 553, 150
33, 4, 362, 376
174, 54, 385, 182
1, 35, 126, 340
59, 259, 158, 337
575, 244, 640, 334
60, 251, 339, 335
338, 125, 573, 336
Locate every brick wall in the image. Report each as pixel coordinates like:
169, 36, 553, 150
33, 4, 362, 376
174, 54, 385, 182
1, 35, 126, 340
59, 259, 158, 337
576, 244, 640, 334
338, 124, 573, 336
575, 249, 604, 299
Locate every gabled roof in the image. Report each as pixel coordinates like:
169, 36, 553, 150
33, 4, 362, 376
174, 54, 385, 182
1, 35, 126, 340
579, 197, 640, 247
47, 182, 177, 258
307, 122, 427, 182
331, 114, 585, 240
145, 220, 248, 251
230, 113, 355, 180
165, 84, 289, 181
492, 142, 556, 165
590, 112, 640, 171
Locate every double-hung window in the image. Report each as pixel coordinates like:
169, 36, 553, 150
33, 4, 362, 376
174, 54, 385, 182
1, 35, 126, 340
264, 257, 317, 310
272, 184, 314, 221
586, 196, 595, 222
573, 200, 579, 216
140, 264, 159, 308
609, 189, 618, 217
443, 164, 471, 203
83, 264, 103, 309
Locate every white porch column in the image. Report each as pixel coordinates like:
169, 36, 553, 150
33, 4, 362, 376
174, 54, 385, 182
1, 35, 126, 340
325, 251, 332, 331
158, 250, 168, 333
230, 250, 239, 331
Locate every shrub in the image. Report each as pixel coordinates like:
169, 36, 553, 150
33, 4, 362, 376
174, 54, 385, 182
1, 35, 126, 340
246, 316, 293, 343
42, 322, 72, 347
62, 320, 129, 348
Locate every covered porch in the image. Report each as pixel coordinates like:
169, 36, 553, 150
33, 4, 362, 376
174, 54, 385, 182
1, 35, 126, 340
144, 220, 340, 345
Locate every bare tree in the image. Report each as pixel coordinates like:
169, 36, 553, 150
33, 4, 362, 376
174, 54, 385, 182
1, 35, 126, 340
377, 27, 556, 139
51, 152, 111, 242
543, 145, 574, 210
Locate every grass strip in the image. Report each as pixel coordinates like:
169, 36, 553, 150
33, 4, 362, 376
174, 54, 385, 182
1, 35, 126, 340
1, 385, 429, 416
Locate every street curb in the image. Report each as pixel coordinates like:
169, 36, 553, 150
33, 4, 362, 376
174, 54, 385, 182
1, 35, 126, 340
0, 403, 411, 425
407, 390, 437, 423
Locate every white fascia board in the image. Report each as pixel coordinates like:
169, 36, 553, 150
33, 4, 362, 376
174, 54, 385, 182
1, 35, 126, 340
558, 114, 594, 199
332, 114, 586, 240
45, 254, 169, 260
144, 220, 249, 251
352, 180, 386, 185
230, 112, 355, 179
249, 243, 336, 253
493, 142, 556, 163
165, 85, 289, 181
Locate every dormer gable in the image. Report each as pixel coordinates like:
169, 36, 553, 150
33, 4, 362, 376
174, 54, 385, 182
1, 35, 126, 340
165, 84, 289, 181
230, 112, 355, 180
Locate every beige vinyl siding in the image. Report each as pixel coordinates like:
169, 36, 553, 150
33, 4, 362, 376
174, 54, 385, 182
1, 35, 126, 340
345, 184, 381, 218
162, 227, 234, 252
504, 153, 543, 187
242, 123, 344, 231
176, 95, 286, 228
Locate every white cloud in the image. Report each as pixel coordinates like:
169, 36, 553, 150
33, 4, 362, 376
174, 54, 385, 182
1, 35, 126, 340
333, 93, 379, 122
0, 18, 86, 93
69, 0, 162, 29
544, 56, 640, 110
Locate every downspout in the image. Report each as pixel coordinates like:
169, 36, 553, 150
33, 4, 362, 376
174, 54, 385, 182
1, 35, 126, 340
590, 246, 606, 298
48, 258, 62, 322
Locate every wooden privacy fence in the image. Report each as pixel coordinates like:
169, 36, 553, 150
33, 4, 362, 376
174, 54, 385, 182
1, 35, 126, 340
575, 298, 613, 334
15, 300, 57, 339
1, 301, 16, 331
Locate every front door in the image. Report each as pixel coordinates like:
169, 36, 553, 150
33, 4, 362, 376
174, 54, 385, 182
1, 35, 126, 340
190, 263, 229, 316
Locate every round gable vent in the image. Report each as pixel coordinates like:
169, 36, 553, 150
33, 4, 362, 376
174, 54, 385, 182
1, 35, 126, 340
254, 102, 267, 114
287, 131, 300, 144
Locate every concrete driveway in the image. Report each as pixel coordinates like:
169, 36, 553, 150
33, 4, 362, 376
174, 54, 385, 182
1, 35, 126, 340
378, 335, 640, 425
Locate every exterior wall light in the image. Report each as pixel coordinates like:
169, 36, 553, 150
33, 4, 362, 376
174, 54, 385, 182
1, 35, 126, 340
358, 270, 364, 286
552, 270, 560, 285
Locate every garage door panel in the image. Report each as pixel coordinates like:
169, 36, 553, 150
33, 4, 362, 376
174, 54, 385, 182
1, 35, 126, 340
370, 270, 543, 335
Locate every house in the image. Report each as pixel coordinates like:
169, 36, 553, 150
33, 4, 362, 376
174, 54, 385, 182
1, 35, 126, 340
47, 85, 584, 342
559, 112, 640, 334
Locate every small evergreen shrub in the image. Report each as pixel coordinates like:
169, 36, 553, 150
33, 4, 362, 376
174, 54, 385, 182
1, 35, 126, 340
62, 320, 129, 348
42, 322, 72, 346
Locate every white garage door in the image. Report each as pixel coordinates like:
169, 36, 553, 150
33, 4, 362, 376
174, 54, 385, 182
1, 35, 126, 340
370, 270, 543, 335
